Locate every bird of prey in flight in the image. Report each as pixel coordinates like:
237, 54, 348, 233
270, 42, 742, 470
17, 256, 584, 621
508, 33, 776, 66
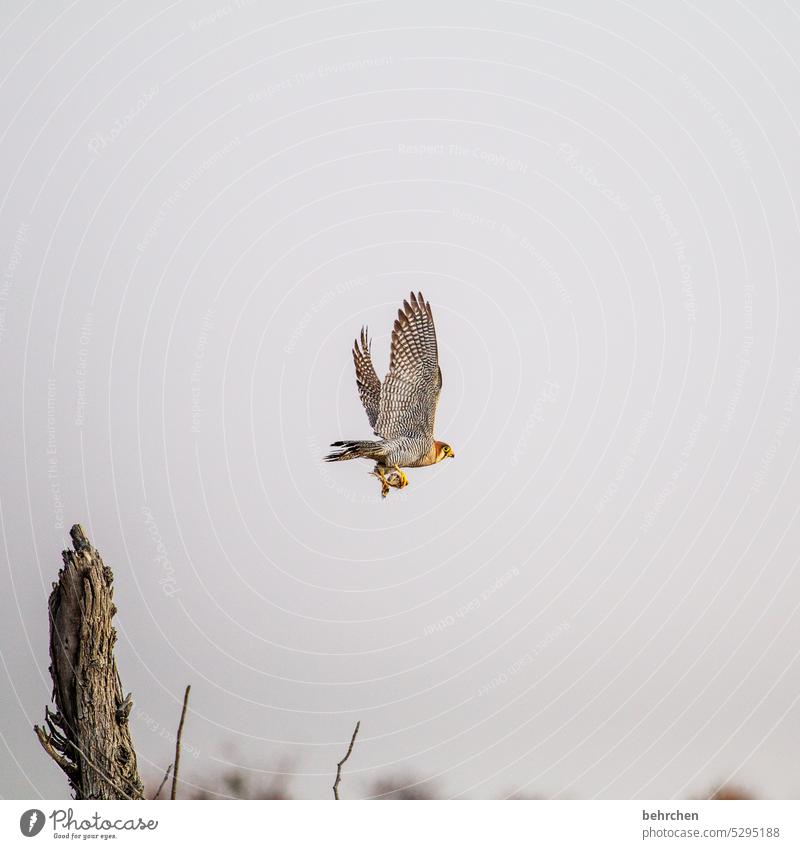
325, 291, 455, 498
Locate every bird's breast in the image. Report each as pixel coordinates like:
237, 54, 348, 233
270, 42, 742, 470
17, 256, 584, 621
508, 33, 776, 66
406, 442, 439, 467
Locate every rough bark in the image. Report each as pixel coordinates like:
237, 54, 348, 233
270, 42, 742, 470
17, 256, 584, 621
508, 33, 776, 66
34, 524, 143, 800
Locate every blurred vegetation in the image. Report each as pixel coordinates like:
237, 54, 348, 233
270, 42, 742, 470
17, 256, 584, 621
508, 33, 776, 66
148, 768, 757, 800
187, 768, 293, 800
703, 783, 756, 801
367, 775, 438, 800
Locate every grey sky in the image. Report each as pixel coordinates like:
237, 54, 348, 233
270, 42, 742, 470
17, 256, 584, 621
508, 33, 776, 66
2, 0, 800, 800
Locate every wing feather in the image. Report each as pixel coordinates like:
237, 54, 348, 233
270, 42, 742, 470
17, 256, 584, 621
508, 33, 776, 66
375, 291, 442, 441
352, 326, 381, 431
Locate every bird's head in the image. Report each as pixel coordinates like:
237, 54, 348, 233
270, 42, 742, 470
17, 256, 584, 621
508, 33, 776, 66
434, 441, 455, 462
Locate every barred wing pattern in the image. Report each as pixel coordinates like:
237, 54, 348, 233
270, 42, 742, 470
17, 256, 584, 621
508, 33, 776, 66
352, 327, 381, 431
375, 292, 442, 441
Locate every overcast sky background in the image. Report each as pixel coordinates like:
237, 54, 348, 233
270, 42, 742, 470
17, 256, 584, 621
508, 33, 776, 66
2, 0, 800, 800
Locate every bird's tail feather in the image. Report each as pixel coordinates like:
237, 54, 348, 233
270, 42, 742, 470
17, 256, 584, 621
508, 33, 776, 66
324, 439, 383, 462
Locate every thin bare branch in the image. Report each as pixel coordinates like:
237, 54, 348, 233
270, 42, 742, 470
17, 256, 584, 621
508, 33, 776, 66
153, 764, 173, 800
34, 725, 78, 783
332, 720, 360, 800
170, 685, 191, 800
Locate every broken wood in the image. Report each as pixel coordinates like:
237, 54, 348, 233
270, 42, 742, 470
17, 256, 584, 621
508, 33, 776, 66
34, 524, 143, 800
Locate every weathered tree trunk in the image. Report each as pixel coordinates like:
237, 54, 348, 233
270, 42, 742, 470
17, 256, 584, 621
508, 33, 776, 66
34, 524, 143, 800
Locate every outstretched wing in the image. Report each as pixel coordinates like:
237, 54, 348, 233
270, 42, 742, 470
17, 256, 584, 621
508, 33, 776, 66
352, 326, 381, 431
375, 291, 442, 441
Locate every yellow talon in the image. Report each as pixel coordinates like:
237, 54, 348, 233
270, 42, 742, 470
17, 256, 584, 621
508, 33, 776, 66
393, 465, 409, 488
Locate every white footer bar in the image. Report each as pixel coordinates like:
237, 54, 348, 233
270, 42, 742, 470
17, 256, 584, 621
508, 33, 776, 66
3, 799, 796, 848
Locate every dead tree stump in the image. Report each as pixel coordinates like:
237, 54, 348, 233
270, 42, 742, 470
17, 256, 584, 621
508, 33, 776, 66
34, 524, 143, 800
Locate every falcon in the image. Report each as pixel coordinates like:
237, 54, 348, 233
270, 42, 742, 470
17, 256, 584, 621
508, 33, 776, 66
325, 291, 455, 498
